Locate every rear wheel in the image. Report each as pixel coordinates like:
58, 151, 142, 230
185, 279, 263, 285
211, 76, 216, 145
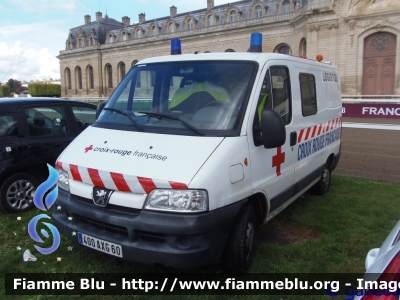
0, 173, 38, 213
312, 164, 331, 195
224, 203, 256, 273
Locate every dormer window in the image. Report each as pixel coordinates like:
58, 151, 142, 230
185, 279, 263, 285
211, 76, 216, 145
137, 29, 141, 38
230, 11, 237, 23
122, 32, 127, 41
109, 34, 114, 43
169, 23, 174, 33
282, 1, 291, 14
255, 5, 262, 18
207, 15, 213, 26
152, 26, 157, 36
188, 19, 193, 30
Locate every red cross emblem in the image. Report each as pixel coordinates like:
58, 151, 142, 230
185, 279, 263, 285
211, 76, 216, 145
272, 146, 285, 177
84, 145, 93, 153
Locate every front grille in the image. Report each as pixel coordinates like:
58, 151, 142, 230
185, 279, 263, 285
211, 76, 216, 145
137, 231, 166, 243
72, 194, 141, 217
75, 214, 128, 237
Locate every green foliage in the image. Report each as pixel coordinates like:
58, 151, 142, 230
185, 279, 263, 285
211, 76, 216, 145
0, 85, 11, 96
28, 83, 61, 97
7, 78, 21, 93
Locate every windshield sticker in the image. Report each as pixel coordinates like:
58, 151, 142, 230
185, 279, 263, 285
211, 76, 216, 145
83, 145, 167, 161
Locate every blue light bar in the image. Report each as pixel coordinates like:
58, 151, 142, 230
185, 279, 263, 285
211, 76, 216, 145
171, 39, 182, 55
249, 32, 262, 53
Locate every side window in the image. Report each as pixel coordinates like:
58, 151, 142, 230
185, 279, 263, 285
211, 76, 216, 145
0, 114, 18, 137
270, 67, 292, 124
71, 106, 97, 132
25, 106, 68, 137
299, 73, 317, 116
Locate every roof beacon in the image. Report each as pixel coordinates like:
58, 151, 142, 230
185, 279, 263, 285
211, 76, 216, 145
249, 32, 262, 53
171, 39, 182, 55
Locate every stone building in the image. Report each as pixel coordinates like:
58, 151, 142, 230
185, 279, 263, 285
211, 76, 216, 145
58, 0, 400, 97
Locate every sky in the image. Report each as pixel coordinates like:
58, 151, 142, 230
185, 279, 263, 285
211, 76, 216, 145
0, 0, 226, 83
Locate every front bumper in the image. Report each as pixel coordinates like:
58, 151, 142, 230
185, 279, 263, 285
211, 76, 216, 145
52, 189, 244, 269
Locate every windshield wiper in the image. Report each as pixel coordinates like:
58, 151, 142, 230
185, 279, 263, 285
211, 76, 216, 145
103, 108, 143, 131
137, 111, 205, 136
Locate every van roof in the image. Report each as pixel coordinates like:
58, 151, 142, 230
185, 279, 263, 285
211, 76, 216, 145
138, 52, 338, 70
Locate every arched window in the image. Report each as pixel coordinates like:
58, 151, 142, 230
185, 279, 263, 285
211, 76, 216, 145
88, 65, 94, 89
65, 68, 71, 90
137, 29, 142, 38
169, 23, 175, 33
207, 15, 213, 27
122, 32, 127, 41
299, 38, 307, 57
131, 60, 138, 68
277, 45, 291, 54
89, 37, 94, 46
109, 34, 114, 43
120, 62, 126, 81
282, 1, 291, 14
255, 5, 262, 18
106, 64, 113, 88
76, 66, 82, 89
188, 19, 193, 30
230, 11, 237, 23
152, 26, 157, 36
225, 49, 235, 52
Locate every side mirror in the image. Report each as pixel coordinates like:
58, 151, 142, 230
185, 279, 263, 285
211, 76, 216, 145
261, 109, 286, 149
365, 248, 380, 271
96, 101, 107, 119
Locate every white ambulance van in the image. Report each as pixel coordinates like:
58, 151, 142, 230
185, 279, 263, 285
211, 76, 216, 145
53, 33, 341, 272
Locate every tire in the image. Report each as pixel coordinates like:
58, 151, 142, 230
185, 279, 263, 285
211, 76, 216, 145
312, 164, 331, 195
224, 203, 256, 273
0, 173, 39, 213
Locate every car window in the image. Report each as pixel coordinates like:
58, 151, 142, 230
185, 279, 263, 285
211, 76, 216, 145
25, 106, 68, 136
71, 106, 97, 132
0, 114, 18, 137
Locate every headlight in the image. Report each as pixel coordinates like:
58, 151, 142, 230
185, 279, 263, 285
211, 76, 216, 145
144, 189, 208, 212
55, 166, 69, 191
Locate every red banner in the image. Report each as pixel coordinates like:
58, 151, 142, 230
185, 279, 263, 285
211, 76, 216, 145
342, 103, 400, 119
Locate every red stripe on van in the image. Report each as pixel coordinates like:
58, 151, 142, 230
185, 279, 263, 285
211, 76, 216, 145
317, 124, 323, 136
69, 164, 82, 182
110, 172, 131, 192
304, 127, 312, 141
325, 121, 331, 133
298, 129, 304, 143
311, 126, 318, 138
88, 168, 105, 188
169, 182, 188, 190
137, 177, 157, 194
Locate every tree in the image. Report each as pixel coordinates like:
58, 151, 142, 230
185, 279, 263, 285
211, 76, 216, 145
16, 86, 28, 94
7, 78, 21, 93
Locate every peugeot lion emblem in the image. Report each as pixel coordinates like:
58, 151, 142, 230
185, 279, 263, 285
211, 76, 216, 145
92, 186, 114, 207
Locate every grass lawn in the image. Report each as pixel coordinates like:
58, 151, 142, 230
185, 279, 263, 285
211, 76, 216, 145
1, 175, 399, 299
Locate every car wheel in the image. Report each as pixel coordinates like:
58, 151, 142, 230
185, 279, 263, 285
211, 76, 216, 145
0, 173, 39, 213
313, 164, 331, 195
224, 203, 256, 273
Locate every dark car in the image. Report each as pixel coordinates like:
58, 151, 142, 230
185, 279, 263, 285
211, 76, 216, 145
0, 98, 97, 213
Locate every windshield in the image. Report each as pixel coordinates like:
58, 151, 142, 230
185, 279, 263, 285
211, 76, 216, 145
96, 60, 257, 136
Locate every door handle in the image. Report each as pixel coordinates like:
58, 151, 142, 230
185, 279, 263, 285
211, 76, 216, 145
28, 144, 43, 150
290, 131, 297, 147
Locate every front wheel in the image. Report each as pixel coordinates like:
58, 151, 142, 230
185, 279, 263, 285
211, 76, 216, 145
224, 203, 256, 273
0, 173, 39, 213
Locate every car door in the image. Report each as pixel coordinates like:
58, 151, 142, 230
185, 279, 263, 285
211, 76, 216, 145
248, 62, 297, 215
0, 112, 21, 165
19, 104, 73, 174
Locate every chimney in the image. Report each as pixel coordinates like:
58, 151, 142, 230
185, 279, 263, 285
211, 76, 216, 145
207, 0, 214, 10
84, 15, 91, 24
122, 16, 130, 26
139, 13, 146, 24
95, 11, 102, 21
170, 6, 177, 17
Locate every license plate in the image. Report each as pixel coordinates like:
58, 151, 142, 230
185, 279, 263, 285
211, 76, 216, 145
78, 232, 123, 258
